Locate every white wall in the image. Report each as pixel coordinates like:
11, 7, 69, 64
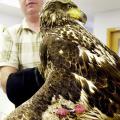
0, 1, 22, 27
0, 12, 22, 27
85, 17, 94, 33
0, 88, 15, 120
93, 9, 120, 44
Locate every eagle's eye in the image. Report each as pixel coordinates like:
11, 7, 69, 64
67, 4, 72, 9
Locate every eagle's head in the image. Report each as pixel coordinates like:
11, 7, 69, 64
40, 0, 87, 28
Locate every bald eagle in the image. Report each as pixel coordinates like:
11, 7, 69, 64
5, 0, 120, 120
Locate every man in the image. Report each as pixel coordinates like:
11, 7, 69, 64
0, 0, 45, 107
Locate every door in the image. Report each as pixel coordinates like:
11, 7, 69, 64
107, 28, 120, 55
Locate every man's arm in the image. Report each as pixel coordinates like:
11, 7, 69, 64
0, 66, 17, 93
0, 66, 45, 107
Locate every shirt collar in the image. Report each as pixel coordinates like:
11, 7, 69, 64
21, 19, 40, 33
22, 19, 31, 30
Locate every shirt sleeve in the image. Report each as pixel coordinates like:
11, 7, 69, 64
0, 28, 19, 69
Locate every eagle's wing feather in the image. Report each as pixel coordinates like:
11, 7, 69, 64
69, 24, 120, 116
41, 24, 120, 117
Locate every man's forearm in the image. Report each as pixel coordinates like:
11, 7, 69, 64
0, 66, 17, 93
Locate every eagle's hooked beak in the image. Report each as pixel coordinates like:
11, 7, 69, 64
67, 8, 87, 24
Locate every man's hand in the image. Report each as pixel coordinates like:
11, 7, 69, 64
0, 66, 17, 93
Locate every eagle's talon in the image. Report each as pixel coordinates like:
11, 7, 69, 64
56, 108, 69, 118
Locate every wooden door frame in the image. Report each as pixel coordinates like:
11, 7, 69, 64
107, 28, 120, 53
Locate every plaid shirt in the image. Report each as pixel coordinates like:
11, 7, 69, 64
0, 20, 43, 70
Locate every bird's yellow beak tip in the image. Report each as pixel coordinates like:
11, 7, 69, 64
67, 8, 81, 19
67, 8, 87, 24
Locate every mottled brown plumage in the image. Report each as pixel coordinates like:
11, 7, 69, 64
5, 0, 120, 120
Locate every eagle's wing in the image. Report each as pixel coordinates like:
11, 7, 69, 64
66, 24, 120, 117
41, 24, 120, 118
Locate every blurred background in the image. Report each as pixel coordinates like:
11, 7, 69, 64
0, 0, 120, 119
